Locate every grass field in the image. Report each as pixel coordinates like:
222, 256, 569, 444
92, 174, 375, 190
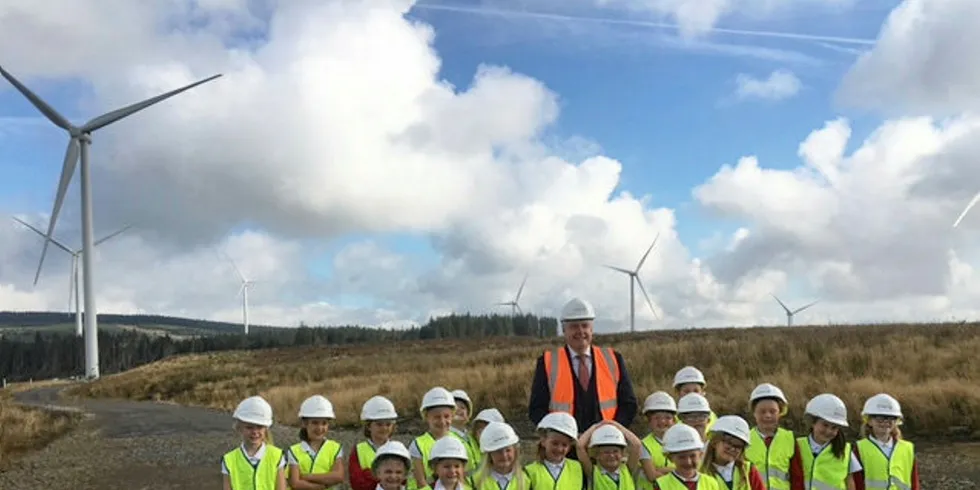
70, 322, 980, 439
0, 385, 80, 470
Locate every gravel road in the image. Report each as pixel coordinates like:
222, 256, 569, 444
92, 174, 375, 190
1, 387, 977, 489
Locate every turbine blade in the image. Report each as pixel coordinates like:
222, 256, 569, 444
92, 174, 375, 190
793, 300, 819, 314
221, 251, 247, 282
771, 293, 791, 314
516, 304, 523, 314
237, 282, 246, 297
953, 191, 980, 228
11, 217, 73, 254
93, 224, 132, 247
515, 273, 528, 302
635, 232, 661, 272
81, 74, 223, 132
635, 278, 660, 321
0, 65, 74, 130
34, 138, 81, 285
604, 264, 633, 275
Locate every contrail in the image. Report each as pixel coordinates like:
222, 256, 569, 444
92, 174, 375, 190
411, 3, 877, 46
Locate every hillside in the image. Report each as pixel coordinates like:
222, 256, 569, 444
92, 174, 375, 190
0, 311, 283, 339
71, 321, 980, 439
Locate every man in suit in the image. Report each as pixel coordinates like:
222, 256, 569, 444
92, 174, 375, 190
528, 297, 638, 457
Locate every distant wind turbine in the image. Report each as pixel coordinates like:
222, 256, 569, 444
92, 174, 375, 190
13, 217, 130, 337
604, 233, 661, 333
771, 294, 818, 327
496, 273, 528, 316
223, 254, 255, 335
953, 191, 980, 228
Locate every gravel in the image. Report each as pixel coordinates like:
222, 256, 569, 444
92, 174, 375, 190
0, 388, 976, 489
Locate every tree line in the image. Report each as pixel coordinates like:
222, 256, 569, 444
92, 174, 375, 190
0, 312, 558, 381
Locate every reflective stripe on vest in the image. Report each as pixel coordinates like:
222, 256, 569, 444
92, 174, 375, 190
408, 433, 438, 490
796, 438, 850, 490
357, 441, 378, 471
855, 439, 914, 490
290, 440, 341, 478
524, 459, 585, 490
591, 464, 635, 490
543, 346, 621, 420
636, 434, 674, 490
653, 473, 722, 490
224, 445, 284, 490
745, 428, 793, 490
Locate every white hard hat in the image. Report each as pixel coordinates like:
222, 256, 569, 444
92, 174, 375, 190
474, 408, 505, 424
429, 436, 469, 462
451, 389, 472, 409
298, 395, 336, 419
479, 422, 520, 453
589, 424, 627, 448
662, 424, 704, 454
234, 395, 273, 427
805, 393, 849, 427
673, 366, 706, 387
536, 412, 579, 440
643, 391, 678, 414
749, 383, 788, 405
420, 387, 457, 413
709, 415, 751, 445
373, 441, 412, 471
677, 393, 711, 414
561, 298, 596, 322
361, 395, 398, 421
861, 393, 903, 420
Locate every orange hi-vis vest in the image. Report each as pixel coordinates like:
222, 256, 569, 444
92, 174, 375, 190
543, 346, 621, 421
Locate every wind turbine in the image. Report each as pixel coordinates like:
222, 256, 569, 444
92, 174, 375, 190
604, 233, 661, 333
953, 190, 980, 228
12, 217, 130, 337
496, 273, 528, 316
0, 65, 222, 379
224, 254, 254, 335
771, 294, 819, 327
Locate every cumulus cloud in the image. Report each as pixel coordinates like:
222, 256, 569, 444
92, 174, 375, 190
734, 69, 801, 101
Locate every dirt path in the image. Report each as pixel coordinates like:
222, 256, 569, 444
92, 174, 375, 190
2, 387, 979, 489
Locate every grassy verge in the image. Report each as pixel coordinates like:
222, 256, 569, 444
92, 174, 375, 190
0, 389, 80, 470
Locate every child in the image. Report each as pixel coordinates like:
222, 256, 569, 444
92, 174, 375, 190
577, 421, 642, 490
788, 394, 862, 490
672, 367, 717, 430
450, 390, 480, 471
467, 408, 507, 470
853, 394, 919, 490
638, 391, 678, 490
351, 396, 400, 490
700, 416, 765, 490
287, 395, 345, 490
744, 383, 797, 490
676, 394, 713, 443
222, 395, 287, 490
652, 424, 719, 490
373, 441, 412, 490
473, 421, 529, 490
429, 436, 473, 490
410, 387, 459, 490
525, 411, 584, 490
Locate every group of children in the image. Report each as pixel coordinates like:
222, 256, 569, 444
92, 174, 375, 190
221, 366, 919, 490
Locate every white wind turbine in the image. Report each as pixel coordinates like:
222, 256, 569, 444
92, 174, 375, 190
12, 217, 130, 337
224, 254, 254, 335
0, 65, 222, 380
953, 190, 980, 228
496, 273, 528, 316
771, 294, 819, 327
604, 233, 661, 333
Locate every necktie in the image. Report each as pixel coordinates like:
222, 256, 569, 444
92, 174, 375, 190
577, 354, 590, 390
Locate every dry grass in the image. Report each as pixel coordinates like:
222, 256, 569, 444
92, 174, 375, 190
70, 323, 980, 438
0, 390, 80, 470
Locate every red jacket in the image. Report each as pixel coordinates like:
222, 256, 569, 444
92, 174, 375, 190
349, 442, 379, 490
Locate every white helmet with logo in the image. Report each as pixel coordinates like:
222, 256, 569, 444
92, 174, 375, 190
643, 391, 678, 414
673, 366, 707, 387
420, 387, 457, 414
479, 422, 520, 452
662, 423, 704, 454
709, 415, 751, 445
429, 436, 469, 462
537, 411, 579, 440
372, 441, 412, 472
234, 395, 274, 427
474, 408, 505, 424
677, 393, 711, 414
749, 383, 788, 405
298, 395, 335, 419
861, 393, 903, 420
589, 424, 627, 448
451, 390, 472, 410
561, 298, 596, 322
805, 393, 849, 427
361, 395, 398, 421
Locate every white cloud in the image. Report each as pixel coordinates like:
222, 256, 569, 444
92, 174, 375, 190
734, 69, 802, 101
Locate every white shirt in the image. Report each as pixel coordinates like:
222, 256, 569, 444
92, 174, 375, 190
220, 443, 287, 475
286, 440, 345, 466
544, 458, 566, 480
569, 347, 592, 380
600, 467, 621, 484
491, 469, 515, 489
868, 436, 895, 458
433, 480, 466, 490
670, 471, 699, 482
713, 461, 735, 482
451, 427, 468, 438
807, 435, 863, 473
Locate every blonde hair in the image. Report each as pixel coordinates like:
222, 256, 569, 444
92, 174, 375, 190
700, 433, 747, 482
536, 429, 571, 462
234, 420, 274, 445
474, 444, 527, 490
859, 420, 902, 441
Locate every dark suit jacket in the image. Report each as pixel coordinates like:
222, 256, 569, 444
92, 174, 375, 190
527, 344, 639, 435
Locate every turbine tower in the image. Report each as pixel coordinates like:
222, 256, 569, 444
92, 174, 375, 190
12, 217, 130, 337
604, 233, 661, 333
771, 294, 818, 327
496, 273, 528, 316
225, 255, 254, 335
1, 65, 222, 379
953, 190, 980, 228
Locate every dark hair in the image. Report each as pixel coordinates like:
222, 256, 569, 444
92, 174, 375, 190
299, 427, 310, 442
372, 454, 409, 474
807, 416, 846, 459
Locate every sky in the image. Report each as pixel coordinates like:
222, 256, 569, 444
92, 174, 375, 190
3, 0, 980, 332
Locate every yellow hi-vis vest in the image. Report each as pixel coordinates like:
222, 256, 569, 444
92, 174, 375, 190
409, 433, 439, 490
475, 469, 532, 490
224, 445, 284, 490
855, 439, 915, 490
591, 464, 635, 490
796, 437, 851, 490
745, 428, 794, 489
356, 441, 378, 470
450, 430, 481, 471
289, 440, 342, 478
709, 463, 752, 490
637, 434, 674, 490
653, 473, 722, 490
525, 459, 585, 490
